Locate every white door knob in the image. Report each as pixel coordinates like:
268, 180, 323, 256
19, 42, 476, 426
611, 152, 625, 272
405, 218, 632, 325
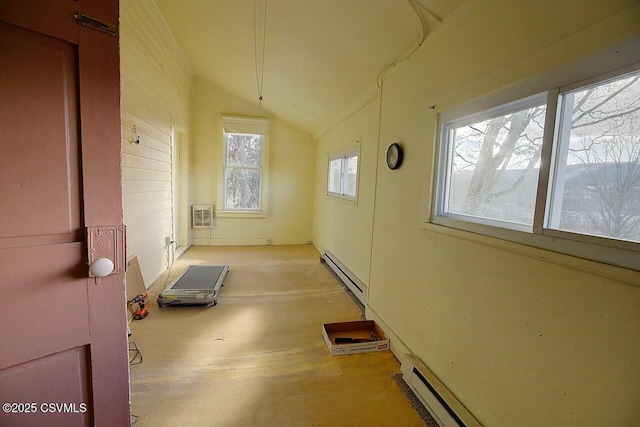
90, 257, 115, 277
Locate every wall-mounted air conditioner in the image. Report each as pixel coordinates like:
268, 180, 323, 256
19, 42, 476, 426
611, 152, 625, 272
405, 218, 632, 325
192, 205, 213, 228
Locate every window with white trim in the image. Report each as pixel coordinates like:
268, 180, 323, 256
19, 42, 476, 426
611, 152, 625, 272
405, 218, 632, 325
327, 147, 359, 200
433, 44, 640, 271
221, 116, 269, 212
438, 94, 547, 232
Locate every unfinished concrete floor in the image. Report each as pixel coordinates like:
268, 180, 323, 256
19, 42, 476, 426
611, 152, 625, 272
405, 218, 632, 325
129, 245, 425, 426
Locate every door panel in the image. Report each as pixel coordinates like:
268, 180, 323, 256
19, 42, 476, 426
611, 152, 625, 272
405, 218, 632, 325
0, 243, 89, 370
0, 0, 78, 44
0, 347, 92, 427
0, 22, 81, 243
0, 1, 129, 426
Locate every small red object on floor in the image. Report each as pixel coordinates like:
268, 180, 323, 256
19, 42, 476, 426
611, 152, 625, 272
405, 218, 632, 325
131, 292, 149, 320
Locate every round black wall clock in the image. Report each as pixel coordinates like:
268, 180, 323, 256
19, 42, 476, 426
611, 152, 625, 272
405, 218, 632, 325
386, 143, 403, 170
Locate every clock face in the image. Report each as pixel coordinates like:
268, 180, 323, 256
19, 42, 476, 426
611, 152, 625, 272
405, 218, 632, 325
386, 143, 402, 170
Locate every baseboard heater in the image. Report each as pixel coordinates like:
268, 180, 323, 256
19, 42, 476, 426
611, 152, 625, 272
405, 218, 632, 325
402, 354, 482, 427
322, 251, 367, 305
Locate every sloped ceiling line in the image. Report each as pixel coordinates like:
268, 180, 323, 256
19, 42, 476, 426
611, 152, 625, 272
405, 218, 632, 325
318, 0, 442, 139
377, 0, 440, 89
153, 0, 463, 137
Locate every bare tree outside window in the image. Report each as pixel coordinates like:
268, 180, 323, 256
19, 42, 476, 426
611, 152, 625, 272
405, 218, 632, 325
552, 73, 640, 242
224, 133, 263, 210
443, 71, 640, 243
448, 103, 545, 227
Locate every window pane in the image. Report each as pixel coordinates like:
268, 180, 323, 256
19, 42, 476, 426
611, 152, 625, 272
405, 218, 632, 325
328, 158, 342, 193
226, 133, 262, 168
225, 168, 261, 210
344, 155, 358, 197
548, 72, 640, 243
445, 103, 546, 228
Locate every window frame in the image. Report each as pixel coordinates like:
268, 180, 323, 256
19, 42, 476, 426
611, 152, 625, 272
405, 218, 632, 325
435, 92, 548, 233
327, 146, 360, 202
430, 38, 640, 272
217, 116, 269, 218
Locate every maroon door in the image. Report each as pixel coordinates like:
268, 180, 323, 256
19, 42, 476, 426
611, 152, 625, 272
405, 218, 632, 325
0, 1, 129, 426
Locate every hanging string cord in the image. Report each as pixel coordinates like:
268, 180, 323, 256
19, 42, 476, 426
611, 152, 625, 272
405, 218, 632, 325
254, 0, 267, 108
376, 0, 434, 89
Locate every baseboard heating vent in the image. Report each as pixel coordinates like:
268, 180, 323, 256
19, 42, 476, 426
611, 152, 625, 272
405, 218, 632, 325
401, 354, 482, 427
322, 251, 367, 305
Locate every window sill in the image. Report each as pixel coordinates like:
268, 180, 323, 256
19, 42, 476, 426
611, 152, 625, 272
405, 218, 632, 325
215, 210, 267, 218
326, 193, 357, 205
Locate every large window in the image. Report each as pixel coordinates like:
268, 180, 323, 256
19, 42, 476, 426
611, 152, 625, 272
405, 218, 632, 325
221, 116, 269, 213
433, 45, 640, 271
327, 147, 359, 200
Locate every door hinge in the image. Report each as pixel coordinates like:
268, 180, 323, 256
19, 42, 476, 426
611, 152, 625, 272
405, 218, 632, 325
74, 13, 117, 37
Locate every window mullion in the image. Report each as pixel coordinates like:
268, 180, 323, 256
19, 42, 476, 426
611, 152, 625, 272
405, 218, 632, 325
442, 126, 456, 215
433, 124, 450, 218
340, 155, 347, 195
533, 89, 559, 234
226, 165, 261, 172
545, 91, 574, 230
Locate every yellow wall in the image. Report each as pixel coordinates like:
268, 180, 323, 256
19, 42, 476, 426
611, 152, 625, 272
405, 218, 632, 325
313, 98, 380, 284
120, 0, 193, 287
191, 77, 316, 245
122, 0, 640, 423
315, 0, 640, 425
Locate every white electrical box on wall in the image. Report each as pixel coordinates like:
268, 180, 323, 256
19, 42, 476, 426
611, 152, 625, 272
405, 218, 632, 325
192, 205, 213, 228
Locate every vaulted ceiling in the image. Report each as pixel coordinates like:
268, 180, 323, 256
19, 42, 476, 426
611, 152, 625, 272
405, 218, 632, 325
153, 0, 466, 136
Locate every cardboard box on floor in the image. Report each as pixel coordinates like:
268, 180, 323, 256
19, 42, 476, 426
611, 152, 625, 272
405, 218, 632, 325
322, 320, 389, 355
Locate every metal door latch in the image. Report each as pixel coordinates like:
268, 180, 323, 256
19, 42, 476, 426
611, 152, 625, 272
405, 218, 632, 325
87, 225, 126, 279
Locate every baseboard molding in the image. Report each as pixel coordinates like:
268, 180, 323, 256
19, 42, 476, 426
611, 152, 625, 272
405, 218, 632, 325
322, 251, 367, 305
365, 305, 412, 367
192, 237, 313, 246
174, 244, 191, 260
